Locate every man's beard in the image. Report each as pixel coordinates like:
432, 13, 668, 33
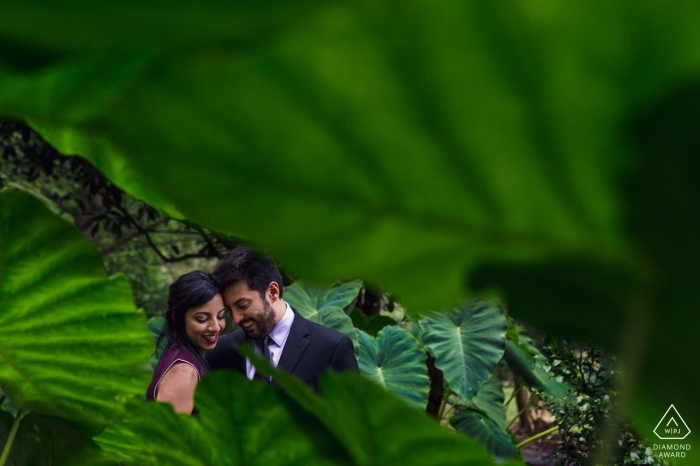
248, 298, 277, 340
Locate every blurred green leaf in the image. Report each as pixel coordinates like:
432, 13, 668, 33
3, 413, 113, 466
357, 326, 429, 410
245, 345, 504, 466
98, 371, 341, 466
419, 302, 506, 401
284, 280, 360, 356
0, 0, 338, 57
349, 308, 396, 337
0, 191, 153, 432
101, 401, 212, 466
94, 408, 156, 465
622, 83, 700, 449
0, 1, 636, 312
0, 410, 14, 464
2, 0, 700, 452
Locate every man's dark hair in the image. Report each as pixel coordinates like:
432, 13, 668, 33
212, 246, 284, 298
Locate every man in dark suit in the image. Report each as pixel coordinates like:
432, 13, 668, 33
206, 246, 358, 390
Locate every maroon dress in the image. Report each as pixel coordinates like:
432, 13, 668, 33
146, 342, 211, 404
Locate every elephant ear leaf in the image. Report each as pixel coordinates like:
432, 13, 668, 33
450, 409, 520, 462
451, 374, 519, 462
0, 191, 153, 432
97, 371, 338, 466
285, 280, 360, 356
419, 301, 506, 401
357, 327, 429, 410
468, 374, 507, 430
147, 316, 167, 369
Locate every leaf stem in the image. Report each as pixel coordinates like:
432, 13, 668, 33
0, 410, 24, 466
437, 386, 451, 421
505, 394, 537, 431
441, 394, 462, 421
516, 425, 558, 448
504, 383, 520, 409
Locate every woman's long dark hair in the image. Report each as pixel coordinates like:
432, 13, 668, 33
157, 270, 219, 375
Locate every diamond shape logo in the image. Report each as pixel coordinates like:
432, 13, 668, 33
654, 404, 691, 439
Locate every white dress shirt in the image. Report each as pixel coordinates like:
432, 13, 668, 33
246, 302, 295, 380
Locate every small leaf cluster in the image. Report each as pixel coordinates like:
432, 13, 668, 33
538, 338, 666, 466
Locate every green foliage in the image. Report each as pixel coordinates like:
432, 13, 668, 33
146, 316, 167, 369
539, 338, 664, 466
93, 409, 157, 465
451, 410, 519, 462
0, 191, 152, 432
468, 374, 508, 431
284, 280, 361, 356
504, 340, 569, 399
349, 308, 396, 337
419, 302, 506, 401
0, 0, 640, 314
0, 413, 112, 466
357, 327, 429, 410
3, 0, 700, 458
247, 349, 501, 466
97, 351, 502, 466
105, 371, 335, 466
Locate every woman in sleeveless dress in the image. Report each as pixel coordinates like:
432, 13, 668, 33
146, 271, 226, 414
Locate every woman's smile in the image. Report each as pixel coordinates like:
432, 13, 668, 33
185, 294, 226, 356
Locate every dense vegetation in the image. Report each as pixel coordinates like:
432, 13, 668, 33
2, 1, 700, 464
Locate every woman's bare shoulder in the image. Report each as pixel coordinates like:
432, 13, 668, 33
162, 361, 198, 380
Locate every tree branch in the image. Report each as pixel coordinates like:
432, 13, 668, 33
100, 217, 169, 256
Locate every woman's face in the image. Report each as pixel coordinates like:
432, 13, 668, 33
185, 293, 226, 356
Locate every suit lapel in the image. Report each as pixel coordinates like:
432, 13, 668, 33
277, 310, 309, 374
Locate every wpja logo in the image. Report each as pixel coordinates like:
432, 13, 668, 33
653, 404, 692, 460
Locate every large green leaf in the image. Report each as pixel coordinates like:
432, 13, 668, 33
450, 410, 519, 462
284, 280, 360, 356
419, 302, 506, 402
2, 413, 113, 466
97, 371, 342, 466
0, 1, 636, 313
0, 191, 153, 431
0, 0, 335, 58
357, 327, 429, 410
3, 0, 700, 451
468, 374, 507, 431
94, 410, 156, 465
246, 348, 510, 466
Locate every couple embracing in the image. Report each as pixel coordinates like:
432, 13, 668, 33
146, 246, 359, 414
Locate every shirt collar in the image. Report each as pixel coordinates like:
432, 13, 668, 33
267, 302, 294, 347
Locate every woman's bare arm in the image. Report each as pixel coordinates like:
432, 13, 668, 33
155, 362, 199, 414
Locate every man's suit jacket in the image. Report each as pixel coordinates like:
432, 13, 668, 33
206, 309, 358, 391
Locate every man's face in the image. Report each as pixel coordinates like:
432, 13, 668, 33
223, 281, 277, 340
